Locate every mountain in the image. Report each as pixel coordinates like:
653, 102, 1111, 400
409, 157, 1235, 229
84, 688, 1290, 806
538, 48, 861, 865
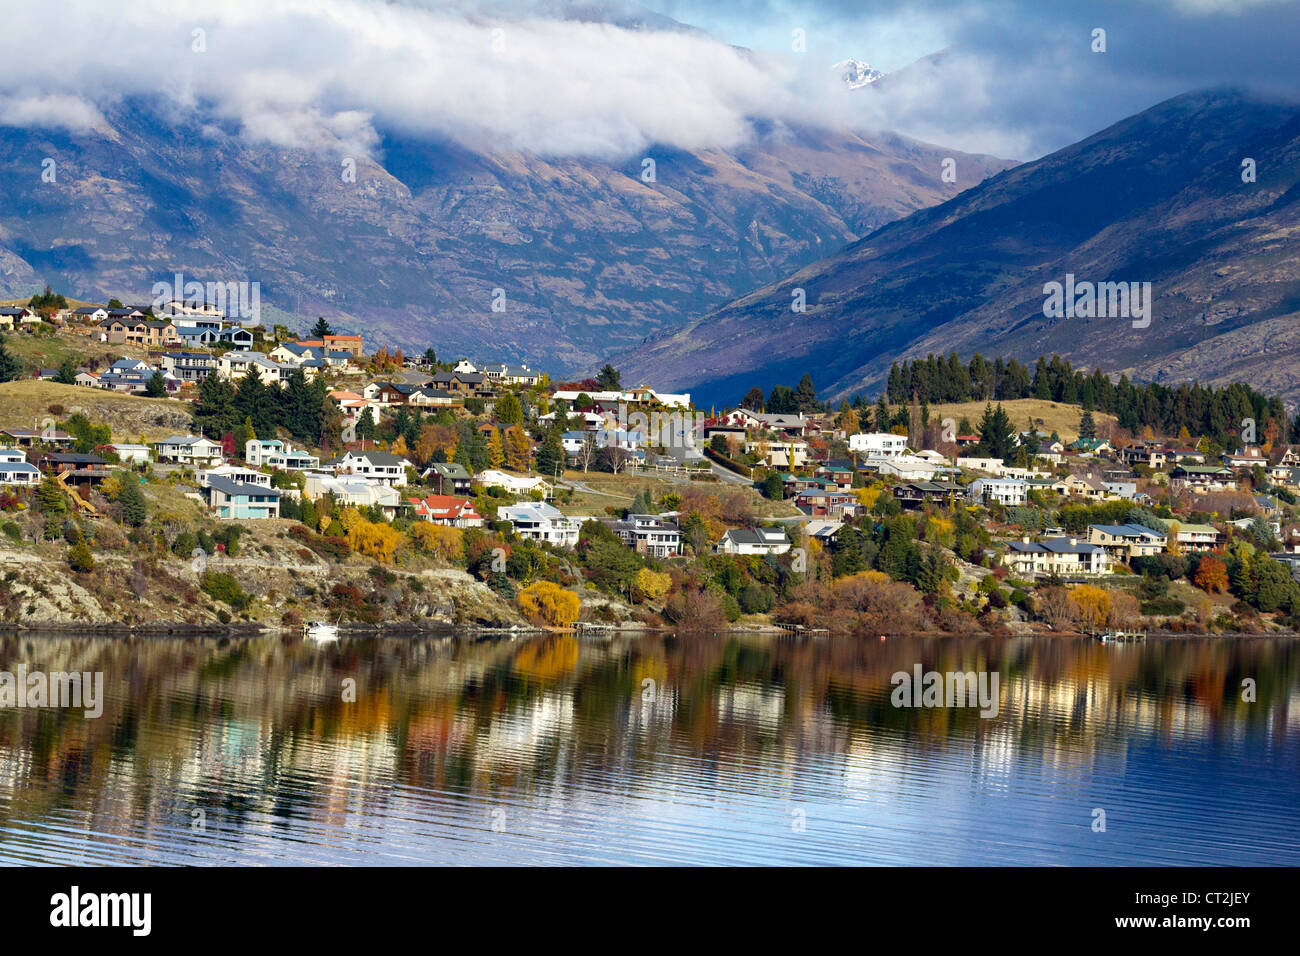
0, 98, 1011, 373
618, 89, 1300, 407
833, 59, 886, 89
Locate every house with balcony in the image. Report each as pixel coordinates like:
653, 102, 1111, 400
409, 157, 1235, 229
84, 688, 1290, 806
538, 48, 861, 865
332, 450, 409, 487
199, 464, 271, 488
1172, 523, 1220, 552
0, 448, 39, 487
161, 351, 218, 383
39, 452, 109, 486
967, 477, 1027, 507
499, 501, 580, 547
152, 435, 225, 467
611, 514, 682, 557
1170, 465, 1237, 493
1003, 537, 1110, 577
245, 439, 319, 471
1087, 523, 1168, 560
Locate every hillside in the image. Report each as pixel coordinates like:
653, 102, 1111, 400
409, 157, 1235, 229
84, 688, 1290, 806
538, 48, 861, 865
0, 380, 192, 441
618, 89, 1300, 407
0, 98, 1012, 376
928, 399, 1118, 444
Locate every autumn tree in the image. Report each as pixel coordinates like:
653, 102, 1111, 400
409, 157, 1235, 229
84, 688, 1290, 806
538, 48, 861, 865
1194, 554, 1229, 593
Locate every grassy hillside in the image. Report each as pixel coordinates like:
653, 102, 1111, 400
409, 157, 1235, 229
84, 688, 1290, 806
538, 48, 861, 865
0, 380, 192, 441
926, 398, 1118, 443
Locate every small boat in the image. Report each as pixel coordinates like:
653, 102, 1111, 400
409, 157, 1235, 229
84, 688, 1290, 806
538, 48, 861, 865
303, 620, 340, 642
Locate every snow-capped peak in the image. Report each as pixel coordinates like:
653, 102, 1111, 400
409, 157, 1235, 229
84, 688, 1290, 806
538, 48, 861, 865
832, 59, 885, 89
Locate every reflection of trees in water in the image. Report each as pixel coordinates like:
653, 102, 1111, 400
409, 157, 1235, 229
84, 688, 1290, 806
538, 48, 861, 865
0, 632, 1297, 832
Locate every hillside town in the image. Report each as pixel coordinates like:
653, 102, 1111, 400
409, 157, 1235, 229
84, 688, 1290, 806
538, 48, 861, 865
2, 298, 1300, 635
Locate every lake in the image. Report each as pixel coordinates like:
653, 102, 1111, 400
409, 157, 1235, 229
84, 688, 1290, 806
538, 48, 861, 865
1, 630, 1297, 865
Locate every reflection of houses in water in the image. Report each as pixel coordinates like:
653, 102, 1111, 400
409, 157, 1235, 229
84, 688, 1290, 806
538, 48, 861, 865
626, 685, 677, 735
467, 693, 575, 769
715, 682, 785, 729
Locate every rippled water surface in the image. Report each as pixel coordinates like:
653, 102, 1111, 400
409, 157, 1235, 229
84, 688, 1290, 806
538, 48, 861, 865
1, 631, 1298, 865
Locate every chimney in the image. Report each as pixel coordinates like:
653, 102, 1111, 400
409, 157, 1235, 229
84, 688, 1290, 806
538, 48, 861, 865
1022, 535, 1029, 544
1069, 538, 1078, 547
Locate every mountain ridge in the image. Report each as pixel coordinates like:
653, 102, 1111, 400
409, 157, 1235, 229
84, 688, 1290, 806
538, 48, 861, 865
617, 88, 1300, 408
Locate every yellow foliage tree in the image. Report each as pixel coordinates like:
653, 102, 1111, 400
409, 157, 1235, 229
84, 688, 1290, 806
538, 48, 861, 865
517, 581, 581, 627
486, 428, 504, 468
853, 485, 881, 510
347, 519, 403, 562
1069, 585, 1111, 630
634, 568, 672, 602
410, 522, 462, 560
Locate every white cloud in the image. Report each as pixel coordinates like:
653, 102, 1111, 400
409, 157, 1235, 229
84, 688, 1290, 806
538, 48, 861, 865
0, 94, 106, 134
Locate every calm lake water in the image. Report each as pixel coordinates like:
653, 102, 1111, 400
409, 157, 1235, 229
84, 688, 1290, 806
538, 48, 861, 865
1, 630, 1297, 866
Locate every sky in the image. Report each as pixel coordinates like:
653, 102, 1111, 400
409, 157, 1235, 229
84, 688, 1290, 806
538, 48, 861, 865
0, 0, 1297, 162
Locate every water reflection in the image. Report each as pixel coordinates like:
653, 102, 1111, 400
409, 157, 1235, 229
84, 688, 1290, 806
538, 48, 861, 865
1, 631, 1297, 865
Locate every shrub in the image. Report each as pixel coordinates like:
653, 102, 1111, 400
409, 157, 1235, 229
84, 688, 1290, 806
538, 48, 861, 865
516, 581, 581, 627
201, 571, 251, 610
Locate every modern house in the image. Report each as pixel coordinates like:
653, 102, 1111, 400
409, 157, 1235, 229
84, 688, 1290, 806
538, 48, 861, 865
0, 448, 39, 487
848, 432, 908, 458
204, 475, 282, 519
499, 501, 581, 547
245, 439, 319, 471
200, 464, 271, 488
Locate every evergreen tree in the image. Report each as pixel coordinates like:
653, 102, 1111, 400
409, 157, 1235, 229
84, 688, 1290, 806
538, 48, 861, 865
976, 402, 1017, 460
55, 357, 78, 384
1079, 408, 1097, 440
310, 316, 333, 338
145, 370, 167, 397
0, 335, 22, 383
794, 373, 817, 413
596, 364, 622, 391
740, 386, 765, 411
118, 474, 147, 527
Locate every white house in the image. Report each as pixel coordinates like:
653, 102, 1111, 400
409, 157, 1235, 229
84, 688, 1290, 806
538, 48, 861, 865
0, 448, 39, 487
109, 443, 151, 465
474, 469, 552, 498
246, 439, 319, 471
152, 435, 225, 467
499, 501, 581, 547
715, 527, 791, 555
200, 464, 271, 488
967, 477, 1027, 507
848, 432, 907, 458
1003, 537, 1110, 577
332, 449, 409, 487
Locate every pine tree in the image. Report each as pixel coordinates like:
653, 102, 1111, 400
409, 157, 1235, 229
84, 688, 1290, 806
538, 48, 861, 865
310, 316, 333, 338
0, 335, 22, 383
1079, 408, 1097, 440
118, 475, 147, 527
